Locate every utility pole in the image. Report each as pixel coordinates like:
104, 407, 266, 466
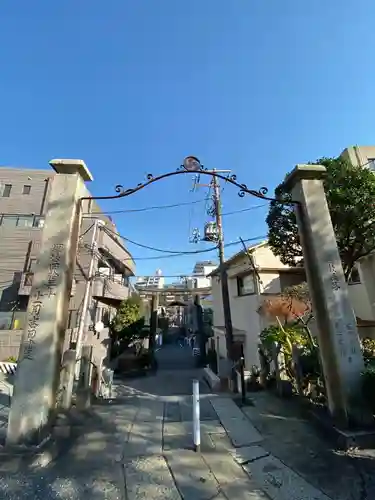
212, 173, 238, 392
239, 236, 263, 336
75, 218, 105, 378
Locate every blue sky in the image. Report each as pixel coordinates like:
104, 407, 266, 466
1, 1, 375, 282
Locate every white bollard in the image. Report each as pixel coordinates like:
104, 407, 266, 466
192, 379, 201, 452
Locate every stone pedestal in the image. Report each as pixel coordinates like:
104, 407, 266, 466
284, 165, 364, 424
6, 161, 92, 446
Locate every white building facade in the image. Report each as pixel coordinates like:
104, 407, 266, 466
209, 242, 306, 371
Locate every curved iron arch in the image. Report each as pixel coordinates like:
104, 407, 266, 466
81, 159, 295, 204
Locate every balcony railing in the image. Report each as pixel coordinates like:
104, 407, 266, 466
97, 230, 135, 275
92, 274, 130, 304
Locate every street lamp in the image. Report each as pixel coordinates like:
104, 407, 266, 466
182, 156, 202, 172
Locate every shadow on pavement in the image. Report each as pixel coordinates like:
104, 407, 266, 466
242, 390, 375, 500
0, 344, 213, 498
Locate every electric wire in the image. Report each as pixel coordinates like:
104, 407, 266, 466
203, 182, 213, 216
82, 198, 206, 216
84, 200, 267, 218
102, 225, 219, 255
85, 235, 267, 261
79, 222, 95, 239
222, 203, 267, 216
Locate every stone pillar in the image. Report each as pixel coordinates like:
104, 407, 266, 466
59, 349, 76, 410
7, 159, 93, 446
283, 165, 364, 424
76, 345, 93, 410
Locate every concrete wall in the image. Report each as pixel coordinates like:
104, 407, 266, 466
0, 168, 53, 215
348, 281, 373, 322
341, 145, 375, 169
252, 245, 291, 269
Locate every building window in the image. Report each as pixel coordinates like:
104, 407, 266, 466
22, 185, 31, 195
348, 267, 361, 285
237, 273, 255, 296
0, 214, 44, 228
0, 312, 13, 330
1, 184, 12, 197
0, 215, 35, 228
17, 216, 34, 227
1, 215, 18, 227
368, 159, 375, 170
33, 216, 44, 228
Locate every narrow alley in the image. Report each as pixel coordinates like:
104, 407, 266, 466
0, 341, 338, 500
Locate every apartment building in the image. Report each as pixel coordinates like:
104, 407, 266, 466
0, 165, 135, 364
187, 260, 217, 289
135, 271, 165, 290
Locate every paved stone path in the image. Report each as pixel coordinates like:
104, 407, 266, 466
0, 344, 334, 499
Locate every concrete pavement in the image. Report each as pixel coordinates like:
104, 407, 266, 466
0, 344, 337, 499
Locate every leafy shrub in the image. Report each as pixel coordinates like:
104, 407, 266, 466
259, 323, 323, 398
259, 324, 310, 357
361, 338, 375, 366
298, 350, 320, 378
361, 365, 375, 411
5, 356, 17, 363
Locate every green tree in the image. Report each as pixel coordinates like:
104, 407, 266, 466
266, 156, 375, 279
110, 295, 146, 347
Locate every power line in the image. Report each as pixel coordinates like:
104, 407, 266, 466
83, 198, 207, 216
222, 203, 267, 216
84, 201, 267, 218
85, 235, 267, 261
102, 225, 218, 255
79, 222, 95, 239
203, 183, 213, 216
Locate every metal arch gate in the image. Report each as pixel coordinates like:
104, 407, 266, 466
80, 156, 295, 390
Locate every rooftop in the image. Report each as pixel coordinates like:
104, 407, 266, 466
208, 241, 268, 277
49, 158, 94, 182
